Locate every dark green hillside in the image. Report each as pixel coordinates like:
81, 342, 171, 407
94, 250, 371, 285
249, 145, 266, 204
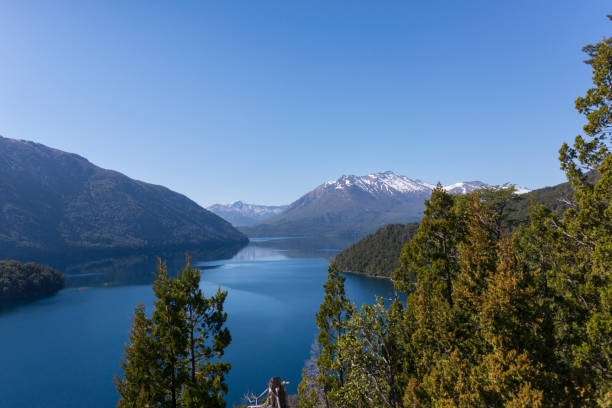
335, 223, 418, 277
0, 260, 64, 300
509, 180, 573, 222
0, 136, 247, 259
336, 180, 575, 278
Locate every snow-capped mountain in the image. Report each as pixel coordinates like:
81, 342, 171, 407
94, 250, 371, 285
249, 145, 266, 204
322, 171, 435, 197
320, 171, 514, 196
207, 201, 288, 227
241, 171, 532, 238
241, 171, 434, 237
443, 181, 488, 194
443, 181, 531, 195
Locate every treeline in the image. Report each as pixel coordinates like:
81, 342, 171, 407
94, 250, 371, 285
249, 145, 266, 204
335, 223, 418, 278
299, 24, 611, 408
334, 181, 577, 278
0, 260, 64, 300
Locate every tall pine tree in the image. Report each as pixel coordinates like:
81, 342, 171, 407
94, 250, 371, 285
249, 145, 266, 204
115, 303, 163, 408
116, 257, 231, 408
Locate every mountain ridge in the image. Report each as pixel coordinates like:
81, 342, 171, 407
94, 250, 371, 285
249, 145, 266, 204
207, 201, 288, 227
241, 171, 529, 238
0, 136, 248, 260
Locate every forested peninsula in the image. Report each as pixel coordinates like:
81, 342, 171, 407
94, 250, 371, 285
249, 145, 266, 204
335, 223, 418, 278
0, 260, 65, 300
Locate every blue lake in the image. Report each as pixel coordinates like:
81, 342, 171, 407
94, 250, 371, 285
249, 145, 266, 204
0, 238, 394, 407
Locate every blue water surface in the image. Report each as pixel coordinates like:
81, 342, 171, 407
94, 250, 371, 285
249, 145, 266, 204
0, 238, 394, 407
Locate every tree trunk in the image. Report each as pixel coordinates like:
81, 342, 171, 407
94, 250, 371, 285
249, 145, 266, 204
171, 366, 177, 408
189, 309, 196, 381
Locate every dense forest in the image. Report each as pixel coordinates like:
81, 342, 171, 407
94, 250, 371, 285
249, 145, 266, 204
335, 180, 575, 278
0, 260, 64, 300
335, 223, 419, 278
299, 20, 611, 407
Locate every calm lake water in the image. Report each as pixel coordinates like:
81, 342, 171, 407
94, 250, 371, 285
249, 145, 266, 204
0, 238, 394, 407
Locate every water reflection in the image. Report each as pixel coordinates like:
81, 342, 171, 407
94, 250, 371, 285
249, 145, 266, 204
43, 244, 246, 287
243, 235, 357, 259
20, 236, 357, 289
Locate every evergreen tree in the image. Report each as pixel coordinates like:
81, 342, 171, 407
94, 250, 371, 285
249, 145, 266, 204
333, 299, 405, 408
151, 260, 189, 408
179, 258, 231, 408
297, 367, 321, 408
560, 17, 612, 403
305, 262, 354, 407
399, 188, 546, 406
517, 16, 612, 404
115, 303, 163, 408
116, 258, 231, 408
394, 184, 463, 305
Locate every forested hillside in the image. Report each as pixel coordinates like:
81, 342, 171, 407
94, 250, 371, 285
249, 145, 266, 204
334, 223, 418, 277
0, 260, 64, 300
0, 136, 247, 260
335, 180, 574, 277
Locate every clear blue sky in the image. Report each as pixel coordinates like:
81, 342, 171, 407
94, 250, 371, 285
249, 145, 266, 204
0, 1, 609, 206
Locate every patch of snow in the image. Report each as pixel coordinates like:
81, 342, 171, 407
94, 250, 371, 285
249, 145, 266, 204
443, 181, 488, 195
324, 171, 435, 197
513, 186, 531, 195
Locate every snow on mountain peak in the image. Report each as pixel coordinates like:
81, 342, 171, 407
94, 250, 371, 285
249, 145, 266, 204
320, 171, 530, 198
207, 201, 289, 227
324, 171, 435, 196
513, 186, 531, 195
442, 181, 532, 195
443, 181, 488, 194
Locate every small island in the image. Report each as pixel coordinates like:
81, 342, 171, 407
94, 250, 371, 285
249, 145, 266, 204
0, 260, 65, 301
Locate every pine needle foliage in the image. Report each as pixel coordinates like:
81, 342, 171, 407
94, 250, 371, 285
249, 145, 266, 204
115, 257, 231, 408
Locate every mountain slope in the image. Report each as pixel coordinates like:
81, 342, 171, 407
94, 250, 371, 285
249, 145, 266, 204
241, 171, 493, 238
0, 136, 247, 259
207, 201, 288, 226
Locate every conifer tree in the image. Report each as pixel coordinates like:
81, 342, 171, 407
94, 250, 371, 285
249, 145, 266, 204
179, 258, 231, 408
560, 17, 611, 403
333, 299, 405, 408
115, 303, 162, 408
152, 260, 189, 408
116, 258, 231, 408
312, 262, 354, 407
398, 188, 549, 406
395, 184, 463, 305
517, 15, 612, 404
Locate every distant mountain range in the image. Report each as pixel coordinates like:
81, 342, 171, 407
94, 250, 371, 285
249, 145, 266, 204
207, 201, 288, 227
0, 136, 247, 260
240, 171, 530, 238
